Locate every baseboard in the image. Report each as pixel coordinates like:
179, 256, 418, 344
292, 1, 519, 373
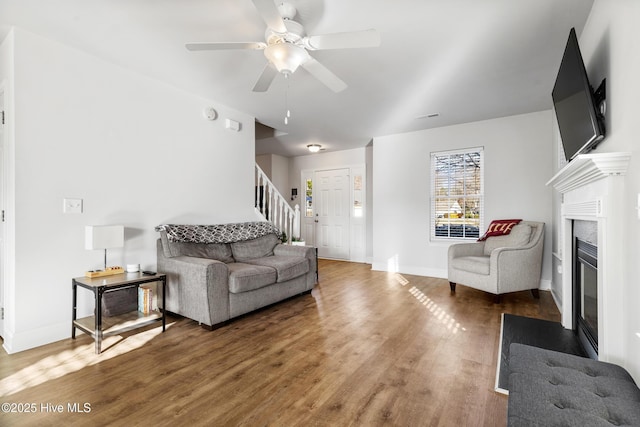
494, 313, 509, 395
539, 278, 551, 291
2, 321, 69, 354
550, 287, 563, 313
370, 262, 447, 279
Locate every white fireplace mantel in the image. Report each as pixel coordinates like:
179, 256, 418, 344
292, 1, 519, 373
546, 152, 631, 193
546, 151, 631, 363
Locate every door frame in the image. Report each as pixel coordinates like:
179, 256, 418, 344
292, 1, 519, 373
0, 82, 6, 340
301, 164, 366, 263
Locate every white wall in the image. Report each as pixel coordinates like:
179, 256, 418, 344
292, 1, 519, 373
256, 153, 290, 200
372, 111, 554, 282
289, 148, 369, 209
2, 28, 256, 353
271, 154, 289, 198
289, 147, 368, 182
558, 0, 640, 380
255, 154, 272, 178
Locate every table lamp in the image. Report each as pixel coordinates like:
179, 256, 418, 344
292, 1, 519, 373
85, 225, 124, 271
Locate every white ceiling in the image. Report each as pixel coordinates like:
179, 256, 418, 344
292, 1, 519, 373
0, 0, 594, 157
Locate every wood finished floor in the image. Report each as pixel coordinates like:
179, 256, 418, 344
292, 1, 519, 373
0, 259, 560, 427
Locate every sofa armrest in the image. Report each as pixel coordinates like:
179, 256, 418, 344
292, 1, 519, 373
273, 243, 317, 287
274, 243, 314, 257
490, 235, 544, 293
448, 242, 485, 260
157, 239, 230, 326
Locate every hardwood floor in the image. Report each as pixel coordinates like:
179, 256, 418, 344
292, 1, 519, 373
0, 259, 560, 426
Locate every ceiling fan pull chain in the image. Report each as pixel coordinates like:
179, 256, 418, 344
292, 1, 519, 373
284, 73, 291, 125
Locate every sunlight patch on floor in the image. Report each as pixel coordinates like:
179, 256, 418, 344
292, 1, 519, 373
408, 286, 464, 334
394, 273, 410, 286
0, 322, 174, 397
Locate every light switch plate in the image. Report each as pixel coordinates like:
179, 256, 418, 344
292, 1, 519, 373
63, 198, 83, 214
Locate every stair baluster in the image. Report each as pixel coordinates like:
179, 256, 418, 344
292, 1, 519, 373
255, 164, 300, 243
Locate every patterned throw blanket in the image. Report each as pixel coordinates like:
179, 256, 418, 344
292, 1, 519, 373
155, 222, 281, 244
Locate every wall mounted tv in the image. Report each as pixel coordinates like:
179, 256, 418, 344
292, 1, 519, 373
552, 27, 605, 162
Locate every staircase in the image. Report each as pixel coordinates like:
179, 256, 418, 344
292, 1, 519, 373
255, 164, 300, 243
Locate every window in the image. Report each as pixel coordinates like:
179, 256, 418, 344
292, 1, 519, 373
304, 178, 313, 217
431, 147, 484, 240
353, 174, 363, 217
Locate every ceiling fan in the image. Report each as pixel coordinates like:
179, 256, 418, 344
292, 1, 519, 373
186, 0, 381, 93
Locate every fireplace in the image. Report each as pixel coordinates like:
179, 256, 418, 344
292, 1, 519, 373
574, 237, 598, 359
546, 151, 630, 363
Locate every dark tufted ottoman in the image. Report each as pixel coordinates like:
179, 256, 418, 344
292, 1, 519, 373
507, 343, 640, 426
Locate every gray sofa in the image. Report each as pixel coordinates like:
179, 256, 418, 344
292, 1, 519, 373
508, 343, 640, 426
156, 222, 316, 328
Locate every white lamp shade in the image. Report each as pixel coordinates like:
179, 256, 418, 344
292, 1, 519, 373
264, 43, 309, 74
85, 225, 124, 250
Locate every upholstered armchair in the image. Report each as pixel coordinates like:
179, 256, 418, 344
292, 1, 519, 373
447, 221, 544, 301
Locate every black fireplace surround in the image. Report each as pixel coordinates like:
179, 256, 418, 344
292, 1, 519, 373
574, 236, 598, 359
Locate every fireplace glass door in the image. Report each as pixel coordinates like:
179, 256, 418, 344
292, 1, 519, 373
575, 238, 598, 357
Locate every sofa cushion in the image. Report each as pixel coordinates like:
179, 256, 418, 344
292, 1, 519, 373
244, 256, 309, 283
230, 234, 280, 261
227, 263, 277, 293
168, 241, 234, 263
483, 224, 532, 256
450, 255, 490, 275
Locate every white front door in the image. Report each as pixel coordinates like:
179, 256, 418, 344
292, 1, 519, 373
315, 168, 349, 260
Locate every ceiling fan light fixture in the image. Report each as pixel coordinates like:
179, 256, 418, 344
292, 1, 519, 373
264, 43, 309, 74
307, 144, 321, 153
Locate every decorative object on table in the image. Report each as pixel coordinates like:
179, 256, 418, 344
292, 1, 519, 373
126, 264, 140, 273
138, 285, 156, 314
291, 237, 305, 246
84, 224, 125, 277
85, 266, 125, 278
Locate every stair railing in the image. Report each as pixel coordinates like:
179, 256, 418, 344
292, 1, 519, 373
255, 164, 300, 243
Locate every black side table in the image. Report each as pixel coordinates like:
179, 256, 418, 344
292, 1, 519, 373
72, 272, 166, 354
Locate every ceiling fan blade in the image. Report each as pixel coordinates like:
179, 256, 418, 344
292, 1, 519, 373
251, 0, 287, 33
252, 63, 279, 92
186, 42, 266, 51
303, 29, 381, 50
301, 56, 347, 93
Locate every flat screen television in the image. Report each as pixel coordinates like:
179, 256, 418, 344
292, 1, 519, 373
552, 28, 605, 162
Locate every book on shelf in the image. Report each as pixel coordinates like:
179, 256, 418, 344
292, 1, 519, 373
137, 285, 157, 314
